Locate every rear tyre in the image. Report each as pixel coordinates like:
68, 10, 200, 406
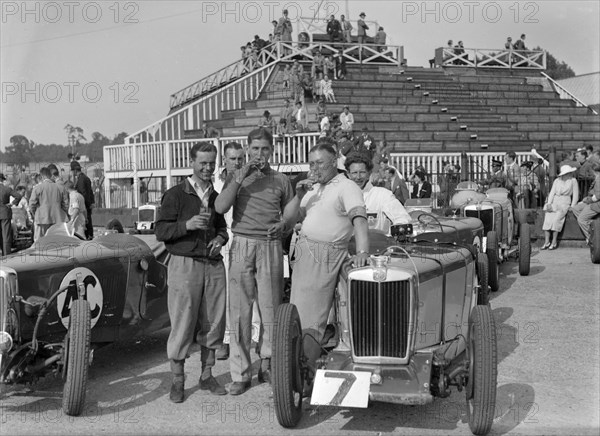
476, 253, 490, 306
591, 218, 600, 264
62, 299, 91, 416
486, 231, 499, 292
466, 305, 498, 436
272, 303, 305, 428
518, 224, 531, 276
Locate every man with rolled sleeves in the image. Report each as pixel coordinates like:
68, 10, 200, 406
156, 142, 229, 403
288, 142, 370, 392
215, 128, 296, 395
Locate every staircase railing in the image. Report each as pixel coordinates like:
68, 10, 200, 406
541, 72, 599, 115
434, 47, 546, 69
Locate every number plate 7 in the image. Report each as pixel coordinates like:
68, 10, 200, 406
310, 370, 371, 408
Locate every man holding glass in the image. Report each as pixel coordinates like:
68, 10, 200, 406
156, 142, 229, 403
215, 128, 296, 395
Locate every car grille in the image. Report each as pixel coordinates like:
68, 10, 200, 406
466, 208, 494, 234
349, 280, 410, 358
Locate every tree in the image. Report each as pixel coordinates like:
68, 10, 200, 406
64, 124, 87, 159
5, 135, 35, 166
536, 47, 576, 80
86, 131, 110, 162
111, 132, 129, 145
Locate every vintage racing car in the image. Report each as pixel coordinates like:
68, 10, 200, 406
131, 203, 161, 234
450, 183, 531, 291
272, 212, 498, 435
0, 223, 169, 416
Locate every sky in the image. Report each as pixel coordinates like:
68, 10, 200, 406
1, 0, 599, 150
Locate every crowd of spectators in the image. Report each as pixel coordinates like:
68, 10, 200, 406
0, 161, 96, 255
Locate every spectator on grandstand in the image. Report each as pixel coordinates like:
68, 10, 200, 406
272, 20, 280, 42
322, 75, 336, 103
316, 98, 327, 122
453, 40, 466, 65
592, 150, 600, 163
293, 101, 308, 131
336, 49, 347, 80
504, 36, 513, 49
311, 51, 325, 77
411, 170, 432, 199
323, 55, 336, 79
372, 140, 391, 171
340, 106, 354, 132
312, 72, 324, 102
289, 70, 303, 104
341, 15, 353, 43
279, 98, 294, 127
282, 64, 291, 90
292, 60, 304, 77
541, 164, 579, 250
585, 144, 594, 156
375, 27, 387, 52
358, 127, 376, 159
253, 35, 267, 51
301, 73, 314, 103
339, 130, 362, 157
319, 113, 331, 138
278, 10, 293, 54
326, 15, 342, 43
513, 34, 527, 50
258, 110, 276, 132
200, 122, 220, 139
357, 12, 369, 45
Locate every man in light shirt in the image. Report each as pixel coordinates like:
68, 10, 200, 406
339, 105, 354, 132
345, 152, 411, 234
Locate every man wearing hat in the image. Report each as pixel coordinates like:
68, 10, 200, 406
0, 173, 22, 256
278, 9, 292, 55
518, 160, 540, 208
481, 159, 506, 189
71, 161, 95, 239
357, 12, 369, 45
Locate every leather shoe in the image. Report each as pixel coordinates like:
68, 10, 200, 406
229, 380, 251, 396
215, 344, 229, 360
169, 378, 184, 403
258, 367, 271, 384
199, 375, 227, 396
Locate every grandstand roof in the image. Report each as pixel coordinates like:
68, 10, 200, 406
557, 72, 600, 107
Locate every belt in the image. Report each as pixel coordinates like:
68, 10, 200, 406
298, 233, 348, 251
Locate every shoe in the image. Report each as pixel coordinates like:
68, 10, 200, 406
215, 344, 229, 360
169, 378, 184, 403
549, 244, 557, 250
229, 380, 251, 396
541, 242, 551, 250
199, 375, 227, 396
258, 358, 271, 384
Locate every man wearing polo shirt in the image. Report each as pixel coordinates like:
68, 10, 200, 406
289, 142, 369, 392
215, 128, 296, 395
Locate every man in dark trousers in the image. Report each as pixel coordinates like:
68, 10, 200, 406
156, 142, 229, 402
71, 161, 94, 239
0, 173, 22, 256
326, 14, 341, 43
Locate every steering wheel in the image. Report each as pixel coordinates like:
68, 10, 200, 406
417, 212, 444, 232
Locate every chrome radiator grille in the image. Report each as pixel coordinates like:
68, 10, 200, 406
349, 280, 410, 358
466, 208, 494, 234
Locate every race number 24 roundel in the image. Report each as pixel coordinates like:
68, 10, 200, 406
57, 267, 104, 329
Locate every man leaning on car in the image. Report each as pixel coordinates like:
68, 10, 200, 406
155, 142, 229, 403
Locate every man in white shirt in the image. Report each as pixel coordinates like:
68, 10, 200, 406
339, 105, 354, 132
345, 152, 411, 234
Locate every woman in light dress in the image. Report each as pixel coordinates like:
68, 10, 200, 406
541, 165, 579, 250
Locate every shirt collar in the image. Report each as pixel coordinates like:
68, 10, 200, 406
362, 181, 374, 192
187, 176, 213, 198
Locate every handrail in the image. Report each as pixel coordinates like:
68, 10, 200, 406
169, 40, 403, 109
435, 47, 546, 69
541, 72, 599, 115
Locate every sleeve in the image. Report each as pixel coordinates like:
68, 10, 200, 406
61, 188, 70, 213
280, 174, 295, 208
341, 181, 367, 222
382, 190, 412, 224
571, 179, 579, 207
155, 190, 188, 242
547, 180, 557, 205
214, 210, 229, 244
29, 187, 39, 214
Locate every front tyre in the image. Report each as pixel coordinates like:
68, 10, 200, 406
466, 305, 497, 436
590, 218, 600, 264
62, 299, 91, 416
272, 303, 305, 428
486, 231, 500, 292
476, 252, 490, 305
518, 224, 531, 275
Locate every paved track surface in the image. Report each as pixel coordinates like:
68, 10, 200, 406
2, 246, 599, 435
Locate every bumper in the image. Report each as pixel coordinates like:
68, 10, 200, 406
324, 350, 434, 405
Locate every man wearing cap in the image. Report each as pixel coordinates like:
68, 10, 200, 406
0, 173, 22, 256
339, 105, 354, 132
29, 167, 69, 241
70, 161, 94, 239
357, 12, 369, 45
155, 142, 229, 402
576, 149, 595, 198
572, 162, 600, 244
481, 160, 506, 189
